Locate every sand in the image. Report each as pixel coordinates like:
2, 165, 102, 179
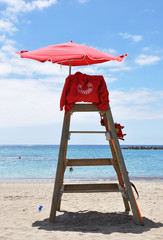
0, 182, 163, 240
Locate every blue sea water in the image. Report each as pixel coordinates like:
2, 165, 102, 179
0, 145, 163, 182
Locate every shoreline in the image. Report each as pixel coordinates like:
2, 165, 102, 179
0, 176, 163, 183
1, 144, 163, 150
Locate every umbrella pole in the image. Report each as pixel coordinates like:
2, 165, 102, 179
69, 61, 71, 75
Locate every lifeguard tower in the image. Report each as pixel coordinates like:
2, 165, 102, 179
49, 73, 143, 226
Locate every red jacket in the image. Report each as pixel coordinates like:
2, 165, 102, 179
60, 72, 109, 113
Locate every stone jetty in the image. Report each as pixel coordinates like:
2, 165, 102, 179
122, 146, 163, 150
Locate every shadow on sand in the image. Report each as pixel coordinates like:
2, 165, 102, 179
32, 210, 163, 234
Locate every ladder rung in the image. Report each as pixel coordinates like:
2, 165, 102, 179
66, 158, 113, 166
69, 131, 106, 134
61, 183, 123, 193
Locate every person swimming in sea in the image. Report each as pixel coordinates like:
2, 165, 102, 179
69, 166, 73, 172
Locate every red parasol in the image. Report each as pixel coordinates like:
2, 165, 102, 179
16, 41, 127, 74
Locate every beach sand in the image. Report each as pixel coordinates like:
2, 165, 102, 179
0, 182, 163, 240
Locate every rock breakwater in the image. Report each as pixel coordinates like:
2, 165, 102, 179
122, 146, 163, 150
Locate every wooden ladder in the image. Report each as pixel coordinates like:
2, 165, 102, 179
49, 104, 143, 225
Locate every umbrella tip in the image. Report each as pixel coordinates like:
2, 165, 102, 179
70, 40, 73, 42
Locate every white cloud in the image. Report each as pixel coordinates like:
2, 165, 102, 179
102, 48, 117, 55
109, 66, 132, 72
0, 83, 162, 129
110, 89, 163, 121
99, 60, 132, 72
1, 0, 57, 14
104, 76, 117, 83
141, 46, 163, 56
0, 34, 6, 42
119, 32, 143, 42
142, 47, 151, 52
0, 77, 62, 128
110, 89, 163, 105
0, 63, 12, 75
0, 1, 57, 33
29, 0, 57, 10
0, 19, 18, 33
135, 54, 161, 66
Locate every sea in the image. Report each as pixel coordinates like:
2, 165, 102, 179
0, 145, 163, 182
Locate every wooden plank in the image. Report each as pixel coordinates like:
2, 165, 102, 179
62, 183, 121, 193
70, 104, 99, 112
57, 113, 71, 211
105, 107, 143, 225
67, 158, 113, 166
49, 112, 71, 223
102, 113, 122, 176
102, 112, 130, 212
69, 131, 106, 134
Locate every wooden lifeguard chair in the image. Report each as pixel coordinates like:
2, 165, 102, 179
49, 103, 143, 225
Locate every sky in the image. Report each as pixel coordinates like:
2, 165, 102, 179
0, 0, 163, 145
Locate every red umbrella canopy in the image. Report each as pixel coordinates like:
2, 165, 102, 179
17, 41, 127, 66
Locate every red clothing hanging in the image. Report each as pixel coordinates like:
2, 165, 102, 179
60, 72, 109, 113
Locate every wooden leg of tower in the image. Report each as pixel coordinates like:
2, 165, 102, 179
104, 106, 143, 225
102, 113, 130, 211
110, 140, 130, 211
49, 112, 71, 223
57, 156, 70, 210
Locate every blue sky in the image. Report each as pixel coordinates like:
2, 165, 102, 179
0, 0, 163, 145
